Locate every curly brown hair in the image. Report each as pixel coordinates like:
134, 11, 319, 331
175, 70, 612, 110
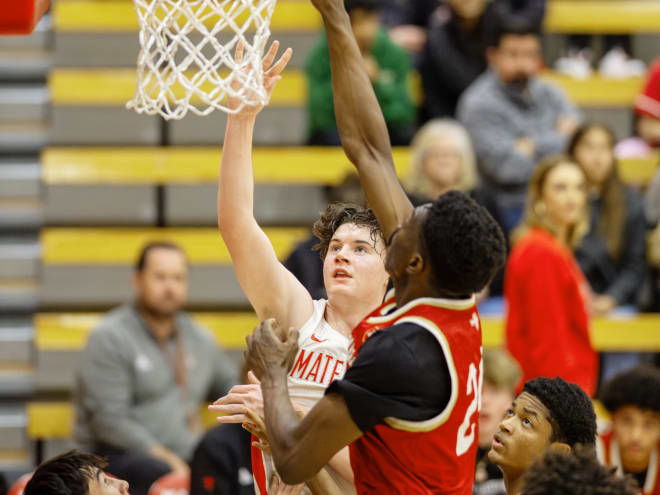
312, 202, 383, 260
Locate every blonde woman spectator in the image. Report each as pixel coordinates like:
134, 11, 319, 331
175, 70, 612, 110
505, 154, 598, 396
405, 119, 478, 203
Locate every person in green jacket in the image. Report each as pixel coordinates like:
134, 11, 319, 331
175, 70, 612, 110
305, 0, 416, 146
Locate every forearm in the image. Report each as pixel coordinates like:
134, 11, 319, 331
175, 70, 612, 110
261, 371, 308, 481
306, 468, 345, 495
217, 115, 258, 234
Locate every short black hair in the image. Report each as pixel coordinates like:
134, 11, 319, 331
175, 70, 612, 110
522, 445, 639, 495
135, 241, 185, 272
344, 0, 379, 15
312, 202, 383, 259
523, 377, 597, 447
490, 14, 541, 47
421, 191, 506, 295
600, 365, 660, 414
24, 450, 107, 495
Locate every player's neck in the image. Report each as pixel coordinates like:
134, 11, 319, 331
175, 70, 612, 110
393, 278, 466, 308
503, 471, 525, 495
324, 298, 374, 337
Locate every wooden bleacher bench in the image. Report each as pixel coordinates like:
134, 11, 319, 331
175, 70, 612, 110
42, 146, 659, 187
52, 0, 660, 34
49, 67, 645, 109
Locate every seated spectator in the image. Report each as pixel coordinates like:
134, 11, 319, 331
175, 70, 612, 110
305, 0, 415, 146
419, 0, 492, 120
505, 155, 598, 396
598, 366, 660, 495
556, 35, 645, 80
474, 349, 522, 495
404, 119, 479, 203
75, 242, 237, 495
24, 450, 129, 495
569, 122, 647, 314
487, 377, 597, 495
522, 445, 639, 495
616, 59, 660, 159
458, 16, 580, 234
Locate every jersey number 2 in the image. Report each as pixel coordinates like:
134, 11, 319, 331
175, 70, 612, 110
456, 356, 483, 456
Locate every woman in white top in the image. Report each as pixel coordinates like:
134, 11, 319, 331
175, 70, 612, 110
210, 42, 389, 494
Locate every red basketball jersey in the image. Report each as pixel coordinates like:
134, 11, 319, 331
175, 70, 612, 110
597, 429, 660, 495
348, 293, 484, 495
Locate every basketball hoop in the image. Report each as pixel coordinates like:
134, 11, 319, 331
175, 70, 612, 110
0, 0, 50, 35
126, 0, 278, 120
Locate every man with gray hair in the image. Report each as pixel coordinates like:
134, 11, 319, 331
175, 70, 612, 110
75, 242, 237, 495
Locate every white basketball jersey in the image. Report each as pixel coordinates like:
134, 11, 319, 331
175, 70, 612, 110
254, 299, 355, 495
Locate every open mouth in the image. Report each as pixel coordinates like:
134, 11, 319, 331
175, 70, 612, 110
333, 268, 352, 279
492, 434, 505, 450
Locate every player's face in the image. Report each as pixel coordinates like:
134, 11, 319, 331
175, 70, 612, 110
323, 223, 388, 302
573, 127, 615, 187
540, 162, 587, 231
422, 138, 463, 192
133, 248, 188, 317
487, 392, 554, 476
489, 34, 541, 87
612, 406, 660, 472
384, 205, 428, 281
87, 469, 129, 495
478, 383, 515, 448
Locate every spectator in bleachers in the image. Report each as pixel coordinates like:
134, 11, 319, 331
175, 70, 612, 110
404, 119, 479, 203
418, 0, 492, 120
24, 450, 129, 495
521, 445, 639, 495
74, 242, 237, 495
305, 0, 415, 146
505, 155, 598, 396
457, 16, 580, 235
556, 35, 645, 80
598, 366, 660, 495
617, 59, 660, 159
569, 122, 647, 314
474, 349, 521, 495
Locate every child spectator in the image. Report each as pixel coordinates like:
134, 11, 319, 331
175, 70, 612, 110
598, 366, 660, 495
474, 349, 522, 495
505, 155, 598, 396
305, 0, 415, 146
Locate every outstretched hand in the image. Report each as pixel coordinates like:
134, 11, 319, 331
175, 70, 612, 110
227, 40, 293, 116
245, 318, 299, 382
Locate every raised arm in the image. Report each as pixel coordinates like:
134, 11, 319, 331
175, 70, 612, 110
313, 0, 413, 239
217, 42, 312, 330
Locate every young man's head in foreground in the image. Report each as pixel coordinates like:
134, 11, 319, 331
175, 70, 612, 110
24, 450, 129, 495
488, 377, 597, 480
522, 445, 639, 495
386, 190, 506, 299
600, 365, 660, 473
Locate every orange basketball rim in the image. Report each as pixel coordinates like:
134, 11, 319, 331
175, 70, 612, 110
0, 0, 50, 35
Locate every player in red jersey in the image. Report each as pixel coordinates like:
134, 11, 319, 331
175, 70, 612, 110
597, 366, 660, 495
241, 0, 506, 492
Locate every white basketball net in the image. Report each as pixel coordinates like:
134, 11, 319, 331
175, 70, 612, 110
127, 0, 277, 119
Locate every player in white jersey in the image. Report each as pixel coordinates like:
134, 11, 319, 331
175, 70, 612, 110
210, 42, 390, 494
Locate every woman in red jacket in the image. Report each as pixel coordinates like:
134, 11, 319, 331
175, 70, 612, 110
505, 154, 598, 396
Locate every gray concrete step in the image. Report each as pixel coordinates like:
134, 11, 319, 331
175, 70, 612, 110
0, 162, 41, 200
0, 86, 49, 122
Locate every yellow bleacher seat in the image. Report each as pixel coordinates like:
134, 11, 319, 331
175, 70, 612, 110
53, 0, 322, 33
35, 312, 660, 353
42, 147, 659, 187
27, 402, 219, 440
49, 67, 644, 108
54, 0, 660, 34
40, 227, 308, 265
